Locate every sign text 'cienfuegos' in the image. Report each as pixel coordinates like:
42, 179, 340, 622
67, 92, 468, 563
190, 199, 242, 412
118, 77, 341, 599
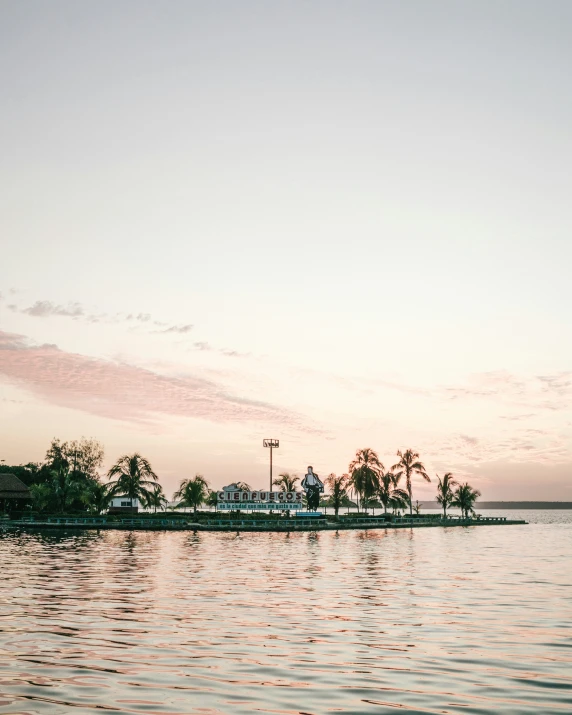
217, 486, 303, 510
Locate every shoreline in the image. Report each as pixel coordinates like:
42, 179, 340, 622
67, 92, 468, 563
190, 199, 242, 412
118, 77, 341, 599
3, 517, 527, 533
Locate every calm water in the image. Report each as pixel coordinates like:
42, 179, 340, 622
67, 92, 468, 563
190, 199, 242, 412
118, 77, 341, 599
1, 512, 571, 714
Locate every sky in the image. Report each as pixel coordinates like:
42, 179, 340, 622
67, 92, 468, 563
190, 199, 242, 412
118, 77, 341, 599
1, 0, 571, 500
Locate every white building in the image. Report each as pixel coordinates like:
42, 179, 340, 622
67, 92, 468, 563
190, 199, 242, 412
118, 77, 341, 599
108, 496, 140, 514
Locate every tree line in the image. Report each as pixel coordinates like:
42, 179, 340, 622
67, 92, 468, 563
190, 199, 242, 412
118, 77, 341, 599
0, 440, 481, 518
0, 439, 218, 515
321, 447, 481, 519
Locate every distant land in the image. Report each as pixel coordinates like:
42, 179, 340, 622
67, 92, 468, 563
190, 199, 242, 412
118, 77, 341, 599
420, 502, 572, 510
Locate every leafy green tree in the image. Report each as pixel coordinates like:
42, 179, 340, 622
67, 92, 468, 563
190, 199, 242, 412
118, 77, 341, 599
451, 483, 481, 518
50, 463, 87, 512
107, 453, 159, 508
29, 483, 53, 513
272, 473, 299, 491
67, 438, 104, 480
234, 481, 251, 491
46, 437, 104, 480
391, 449, 430, 517
4, 439, 106, 515
39, 438, 106, 513
324, 473, 349, 517
436, 473, 458, 519
349, 448, 383, 512
378, 471, 409, 515
0, 463, 41, 486
173, 474, 210, 514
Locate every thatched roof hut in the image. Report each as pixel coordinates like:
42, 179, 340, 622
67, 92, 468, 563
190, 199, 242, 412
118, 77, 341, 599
0, 473, 32, 500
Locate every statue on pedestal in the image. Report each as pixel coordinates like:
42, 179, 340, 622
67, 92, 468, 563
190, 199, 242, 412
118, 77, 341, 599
301, 466, 324, 511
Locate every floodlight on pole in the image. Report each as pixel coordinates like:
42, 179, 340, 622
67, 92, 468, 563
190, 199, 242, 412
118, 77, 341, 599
263, 439, 279, 491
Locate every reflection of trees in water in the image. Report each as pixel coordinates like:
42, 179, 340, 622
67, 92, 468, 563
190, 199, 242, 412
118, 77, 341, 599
96, 532, 164, 627
107, 531, 161, 583
2, 528, 103, 550
1, 530, 105, 595
170, 531, 205, 580
348, 529, 420, 617
356, 529, 382, 573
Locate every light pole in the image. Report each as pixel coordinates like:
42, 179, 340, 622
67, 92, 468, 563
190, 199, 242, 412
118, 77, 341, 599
263, 439, 279, 492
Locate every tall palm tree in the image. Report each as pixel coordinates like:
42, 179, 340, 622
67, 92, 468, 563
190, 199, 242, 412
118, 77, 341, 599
349, 448, 383, 512
324, 473, 349, 517
272, 473, 299, 491
173, 474, 210, 514
378, 471, 409, 515
107, 453, 159, 509
391, 449, 430, 517
436, 473, 458, 519
451, 483, 481, 519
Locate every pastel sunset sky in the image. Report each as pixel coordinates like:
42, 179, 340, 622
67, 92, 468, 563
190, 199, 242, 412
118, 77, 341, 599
1, 1, 571, 500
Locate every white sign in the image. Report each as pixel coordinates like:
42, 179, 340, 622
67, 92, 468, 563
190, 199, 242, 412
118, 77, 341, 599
217, 489, 303, 510
218, 502, 302, 511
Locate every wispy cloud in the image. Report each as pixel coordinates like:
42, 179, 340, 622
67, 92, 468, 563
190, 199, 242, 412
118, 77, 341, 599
192, 341, 248, 358
18, 300, 85, 318
537, 373, 572, 397
0, 330, 298, 427
331, 368, 572, 414
425, 429, 570, 468
159, 324, 193, 334
500, 413, 537, 421
8, 299, 193, 336
439, 370, 572, 412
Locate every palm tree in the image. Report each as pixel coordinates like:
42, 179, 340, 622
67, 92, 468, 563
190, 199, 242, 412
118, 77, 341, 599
391, 449, 430, 517
324, 473, 349, 517
173, 474, 210, 514
107, 453, 160, 509
146, 484, 168, 513
451, 483, 481, 519
29, 483, 53, 513
234, 481, 251, 491
349, 448, 383, 512
364, 497, 384, 515
272, 473, 299, 491
436, 473, 458, 519
206, 490, 219, 510
378, 471, 409, 515
87, 481, 113, 515
389, 490, 409, 515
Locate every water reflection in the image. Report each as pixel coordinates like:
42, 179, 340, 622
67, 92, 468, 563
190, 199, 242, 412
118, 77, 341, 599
0, 519, 571, 714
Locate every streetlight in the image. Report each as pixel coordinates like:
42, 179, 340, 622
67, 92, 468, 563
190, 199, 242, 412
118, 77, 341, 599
263, 439, 279, 492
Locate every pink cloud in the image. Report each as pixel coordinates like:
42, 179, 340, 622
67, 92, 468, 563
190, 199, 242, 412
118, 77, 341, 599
0, 330, 298, 427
